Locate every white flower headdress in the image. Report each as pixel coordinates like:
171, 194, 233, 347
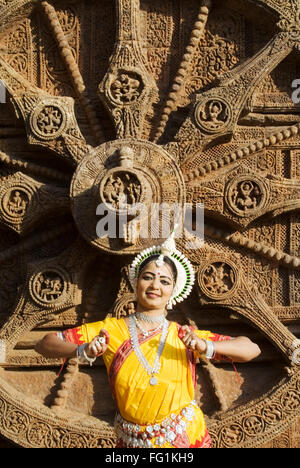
129, 226, 195, 308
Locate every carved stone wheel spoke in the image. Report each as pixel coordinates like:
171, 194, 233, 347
0, 0, 300, 448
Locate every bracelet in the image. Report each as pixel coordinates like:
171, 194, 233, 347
76, 343, 97, 366
201, 339, 215, 360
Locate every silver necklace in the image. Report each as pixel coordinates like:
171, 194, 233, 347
133, 315, 163, 338
129, 314, 169, 386
135, 312, 165, 324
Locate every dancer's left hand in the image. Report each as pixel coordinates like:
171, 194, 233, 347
179, 325, 207, 354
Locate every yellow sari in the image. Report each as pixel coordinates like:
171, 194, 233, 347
61, 317, 231, 448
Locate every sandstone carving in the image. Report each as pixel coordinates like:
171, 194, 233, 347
0, 0, 300, 449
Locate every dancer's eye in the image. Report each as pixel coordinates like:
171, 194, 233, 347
141, 274, 171, 285
161, 279, 171, 286
142, 274, 153, 281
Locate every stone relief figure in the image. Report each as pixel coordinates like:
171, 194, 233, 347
103, 172, 142, 209
102, 175, 116, 205
111, 73, 141, 104
203, 262, 234, 295
231, 180, 262, 213
36, 106, 63, 135
198, 99, 229, 131
35, 232, 260, 448
7, 190, 28, 216
33, 273, 64, 303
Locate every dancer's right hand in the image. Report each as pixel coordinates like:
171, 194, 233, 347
85, 329, 109, 357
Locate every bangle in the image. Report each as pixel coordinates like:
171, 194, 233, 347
76, 343, 96, 366
203, 339, 216, 360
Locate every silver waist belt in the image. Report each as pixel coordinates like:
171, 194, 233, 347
114, 400, 198, 448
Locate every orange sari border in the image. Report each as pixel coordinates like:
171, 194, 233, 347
190, 430, 212, 448
62, 327, 85, 345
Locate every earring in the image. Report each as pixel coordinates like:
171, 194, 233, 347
167, 299, 173, 310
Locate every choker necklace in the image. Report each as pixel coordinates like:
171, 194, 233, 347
129, 314, 169, 386
135, 312, 165, 324
133, 315, 163, 338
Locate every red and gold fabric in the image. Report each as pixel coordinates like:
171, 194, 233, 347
59, 318, 231, 448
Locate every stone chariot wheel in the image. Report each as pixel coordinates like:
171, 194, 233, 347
0, 0, 300, 448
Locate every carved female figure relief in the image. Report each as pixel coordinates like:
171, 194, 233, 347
225, 175, 268, 218
198, 99, 230, 131
232, 180, 261, 212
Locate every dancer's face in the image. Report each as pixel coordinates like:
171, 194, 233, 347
136, 261, 175, 311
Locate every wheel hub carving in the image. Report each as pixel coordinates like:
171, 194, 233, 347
70, 139, 185, 253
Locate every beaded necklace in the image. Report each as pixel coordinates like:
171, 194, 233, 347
133, 314, 163, 338
129, 314, 169, 386
135, 311, 165, 324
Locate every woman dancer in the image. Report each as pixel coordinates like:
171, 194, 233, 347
35, 232, 260, 448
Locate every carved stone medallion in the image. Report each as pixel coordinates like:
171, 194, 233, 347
194, 97, 233, 134
28, 267, 70, 308
1, 186, 31, 222
280, 390, 300, 413
100, 170, 143, 212
0, 175, 37, 230
198, 259, 239, 300
70, 139, 185, 254
242, 415, 265, 437
219, 423, 244, 447
225, 175, 268, 218
30, 101, 68, 141
109, 71, 144, 106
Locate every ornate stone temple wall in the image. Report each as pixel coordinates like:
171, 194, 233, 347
0, 0, 300, 448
